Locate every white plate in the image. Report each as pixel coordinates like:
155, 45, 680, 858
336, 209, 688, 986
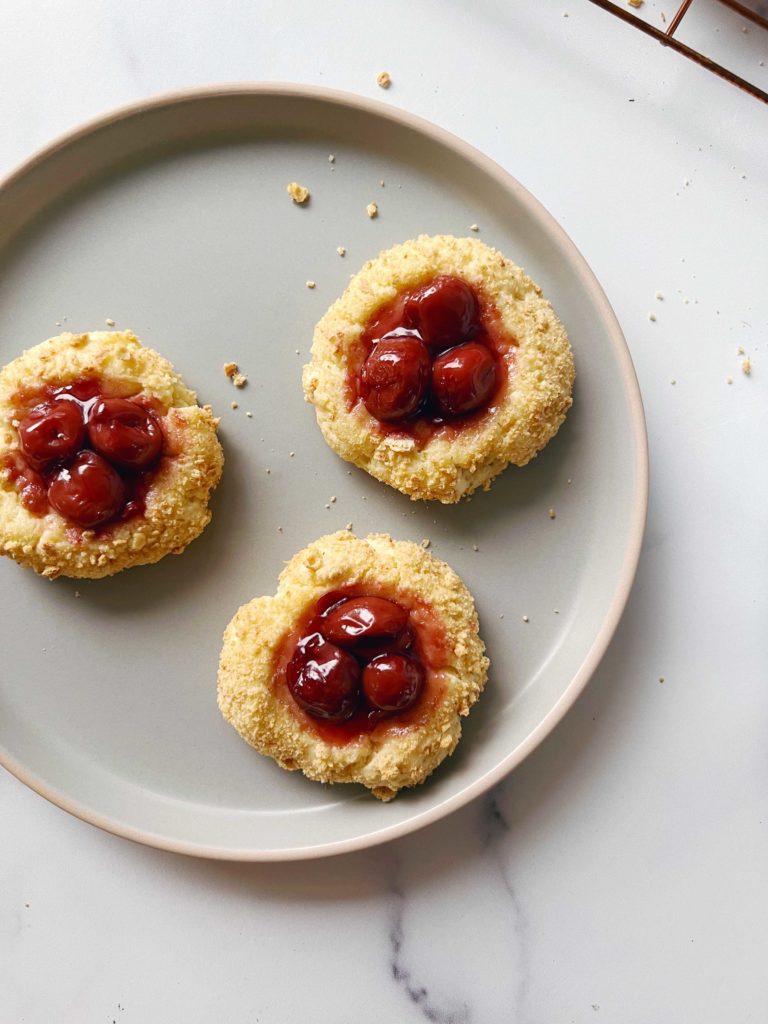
0, 85, 647, 860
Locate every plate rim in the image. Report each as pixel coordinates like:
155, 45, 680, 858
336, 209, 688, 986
0, 82, 649, 861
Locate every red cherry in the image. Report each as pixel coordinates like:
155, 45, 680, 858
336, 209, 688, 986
359, 338, 430, 422
286, 633, 361, 721
431, 341, 498, 417
362, 654, 424, 712
17, 399, 85, 469
405, 275, 479, 351
320, 596, 409, 647
87, 398, 163, 469
48, 451, 126, 528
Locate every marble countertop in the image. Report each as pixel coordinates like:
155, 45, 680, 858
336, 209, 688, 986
2, 2, 767, 1021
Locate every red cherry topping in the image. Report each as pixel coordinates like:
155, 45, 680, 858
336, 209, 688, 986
359, 337, 430, 422
431, 342, 498, 417
320, 596, 410, 646
18, 399, 85, 469
405, 275, 479, 351
362, 654, 425, 712
87, 398, 163, 469
286, 632, 360, 721
48, 451, 126, 528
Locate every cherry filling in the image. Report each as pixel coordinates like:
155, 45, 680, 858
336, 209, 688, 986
353, 275, 512, 433
6, 379, 165, 529
285, 594, 426, 726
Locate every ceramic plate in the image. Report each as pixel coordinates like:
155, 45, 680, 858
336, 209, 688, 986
0, 85, 647, 860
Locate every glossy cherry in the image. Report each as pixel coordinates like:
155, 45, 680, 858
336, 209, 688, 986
405, 275, 479, 351
286, 632, 361, 722
320, 596, 410, 647
17, 399, 85, 469
48, 450, 126, 528
431, 341, 498, 417
359, 337, 430, 422
87, 398, 163, 469
362, 653, 425, 712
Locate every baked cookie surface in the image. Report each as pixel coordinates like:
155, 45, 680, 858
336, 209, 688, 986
217, 531, 489, 801
303, 234, 574, 503
0, 330, 224, 579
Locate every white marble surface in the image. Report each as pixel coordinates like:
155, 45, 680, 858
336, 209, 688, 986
1, 1, 767, 1021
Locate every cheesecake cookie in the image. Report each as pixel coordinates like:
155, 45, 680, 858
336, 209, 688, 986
0, 330, 224, 579
303, 234, 574, 502
217, 530, 489, 801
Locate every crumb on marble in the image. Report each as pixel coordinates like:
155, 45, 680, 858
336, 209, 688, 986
287, 182, 310, 204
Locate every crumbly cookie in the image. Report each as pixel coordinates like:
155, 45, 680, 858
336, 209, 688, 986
302, 234, 574, 502
217, 531, 489, 801
0, 330, 224, 579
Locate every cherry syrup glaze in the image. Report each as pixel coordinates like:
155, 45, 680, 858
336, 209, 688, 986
348, 275, 516, 445
5, 378, 166, 531
275, 586, 449, 745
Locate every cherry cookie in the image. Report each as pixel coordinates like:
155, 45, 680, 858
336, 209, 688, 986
303, 234, 574, 503
217, 531, 488, 801
0, 330, 224, 579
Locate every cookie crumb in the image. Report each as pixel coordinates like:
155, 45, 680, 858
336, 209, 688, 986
726, 376, 733, 385
737, 345, 745, 355
346, 522, 353, 530
469, 224, 480, 232
659, 676, 665, 683
336, 246, 346, 257
654, 291, 664, 300
379, 179, 385, 187
266, 468, 271, 474
230, 401, 238, 410
554, 609, 560, 614
376, 71, 392, 89
289, 451, 295, 457
421, 538, 431, 548
670, 379, 676, 385
105, 318, 116, 326
287, 182, 310, 204
548, 508, 556, 519
246, 411, 253, 418
324, 503, 330, 510
328, 154, 335, 163
648, 312, 657, 322
329, 495, 337, 503
472, 544, 479, 552
742, 358, 752, 375
306, 280, 316, 289
232, 373, 248, 388
223, 362, 238, 378
522, 615, 529, 623
366, 202, 379, 219
74, 590, 81, 598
